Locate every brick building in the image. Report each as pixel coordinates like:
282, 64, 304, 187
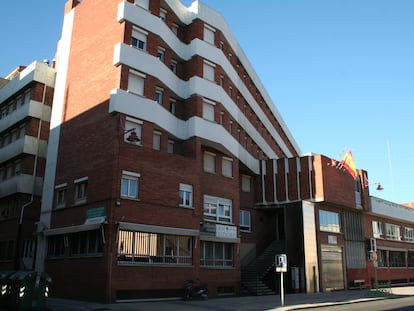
0, 61, 56, 271
34, 0, 301, 302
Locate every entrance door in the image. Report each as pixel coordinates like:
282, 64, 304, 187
321, 245, 345, 291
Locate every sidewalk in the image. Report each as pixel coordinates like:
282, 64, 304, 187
45, 287, 414, 311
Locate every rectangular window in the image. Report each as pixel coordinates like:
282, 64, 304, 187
23, 89, 31, 105
169, 99, 176, 115
117, 230, 193, 265
179, 183, 193, 208
153, 131, 161, 151
134, 0, 149, 9
128, 70, 145, 95
203, 24, 215, 45
131, 27, 148, 50
170, 60, 177, 74
70, 230, 103, 256
167, 139, 174, 154
54, 184, 67, 209
408, 252, 414, 267
171, 23, 178, 36
203, 60, 215, 81
405, 227, 414, 242
204, 195, 232, 223
157, 47, 165, 62
203, 152, 216, 173
385, 223, 401, 240
159, 8, 167, 22
121, 171, 140, 199
389, 251, 405, 267
47, 235, 65, 258
319, 210, 341, 233
202, 99, 215, 122
74, 177, 88, 204
155, 88, 163, 105
242, 175, 251, 192
222, 157, 233, 178
240, 210, 251, 232
377, 249, 387, 267
200, 241, 233, 267
372, 221, 383, 239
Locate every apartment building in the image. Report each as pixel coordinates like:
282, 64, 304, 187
0, 61, 56, 271
35, 0, 301, 302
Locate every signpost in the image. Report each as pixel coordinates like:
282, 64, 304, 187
275, 254, 287, 306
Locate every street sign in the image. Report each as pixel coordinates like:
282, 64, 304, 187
275, 254, 287, 272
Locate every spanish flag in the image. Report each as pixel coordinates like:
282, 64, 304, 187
340, 150, 357, 179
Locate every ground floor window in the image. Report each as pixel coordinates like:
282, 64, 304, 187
389, 251, 405, 267
117, 230, 192, 265
47, 235, 65, 258
408, 252, 414, 267
200, 241, 233, 267
377, 249, 387, 267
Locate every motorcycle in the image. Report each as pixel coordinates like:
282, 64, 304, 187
184, 280, 208, 300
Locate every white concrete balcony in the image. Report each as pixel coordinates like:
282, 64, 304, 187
109, 88, 260, 174
0, 174, 43, 197
0, 100, 51, 133
0, 136, 47, 163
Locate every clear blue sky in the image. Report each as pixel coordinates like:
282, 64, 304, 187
2, 1, 413, 204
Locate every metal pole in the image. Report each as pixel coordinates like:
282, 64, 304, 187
280, 271, 284, 306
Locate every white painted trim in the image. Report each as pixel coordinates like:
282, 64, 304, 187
122, 170, 141, 178
74, 176, 88, 184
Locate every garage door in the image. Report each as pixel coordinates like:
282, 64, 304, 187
321, 245, 345, 291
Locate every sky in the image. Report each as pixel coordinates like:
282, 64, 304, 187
1, 0, 413, 204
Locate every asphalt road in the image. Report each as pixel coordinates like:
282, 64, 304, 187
305, 296, 414, 311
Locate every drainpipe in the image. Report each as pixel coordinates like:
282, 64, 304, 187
14, 83, 46, 270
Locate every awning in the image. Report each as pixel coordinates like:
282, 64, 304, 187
199, 235, 240, 243
43, 218, 106, 236
118, 222, 199, 236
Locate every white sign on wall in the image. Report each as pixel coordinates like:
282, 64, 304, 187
216, 224, 237, 239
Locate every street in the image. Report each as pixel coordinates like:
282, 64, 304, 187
307, 296, 414, 311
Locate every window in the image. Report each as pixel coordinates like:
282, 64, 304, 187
167, 140, 174, 154
54, 183, 67, 208
242, 175, 251, 192
204, 195, 232, 223
128, 70, 145, 95
159, 8, 167, 22
202, 99, 215, 122
240, 210, 251, 232
121, 171, 140, 199
405, 227, 414, 242
179, 183, 193, 208
131, 27, 148, 50
389, 251, 405, 267
408, 252, 414, 267
200, 241, 233, 267
70, 230, 103, 256
222, 157, 233, 178
219, 111, 224, 125
203, 24, 215, 45
157, 47, 165, 62
47, 235, 64, 258
372, 221, 383, 238
319, 210, 341, 233
170, 60, 177, 74
153, 131, 161, 151
203, 60, 215, 81
23, 89, 31, 105
169, 99, 176, 115
155, 88, 163, 105
74, 177, 88, 204
171, 23, 179, 36
124, 117, 142, 144
385, 223, 401, 241
203, 152, 216, 173
117, 230, 193, 265
377, 249, 386, 267
134, 0, 149, 10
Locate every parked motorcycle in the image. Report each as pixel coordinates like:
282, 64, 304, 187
184, 279, 208, 300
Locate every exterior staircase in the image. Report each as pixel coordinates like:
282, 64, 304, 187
241, 240, 285, 295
